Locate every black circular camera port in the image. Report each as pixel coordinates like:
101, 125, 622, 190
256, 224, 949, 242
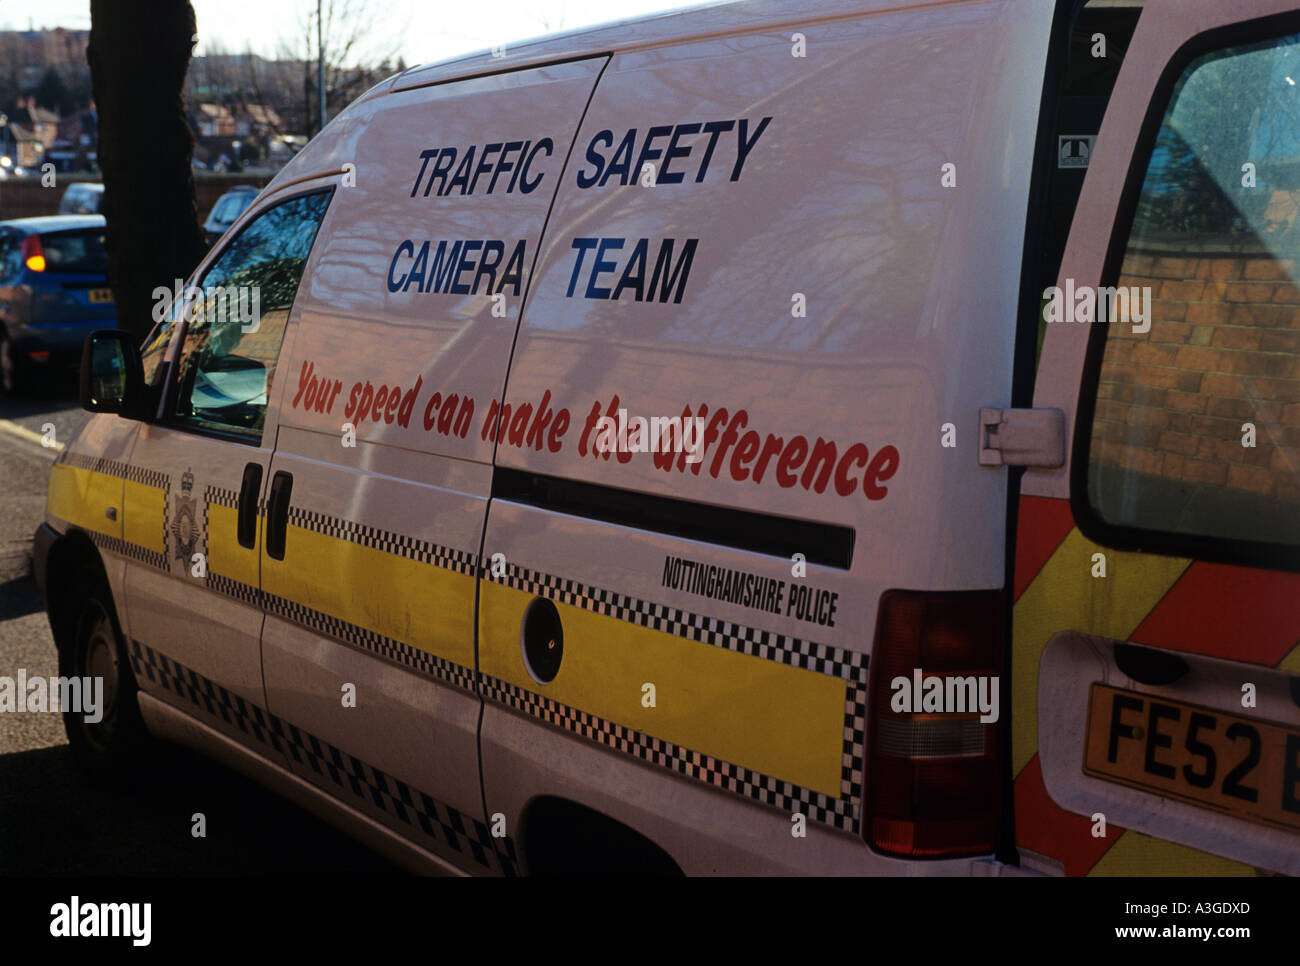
521, 597, 563, 684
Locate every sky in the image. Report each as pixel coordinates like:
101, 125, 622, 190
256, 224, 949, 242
0, 0, 709, 70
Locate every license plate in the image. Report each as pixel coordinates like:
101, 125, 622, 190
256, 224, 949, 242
1084, 683, 1300, 833
87, 288, 114, 304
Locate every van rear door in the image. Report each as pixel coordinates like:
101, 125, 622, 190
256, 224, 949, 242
1013, 0, 1300, 876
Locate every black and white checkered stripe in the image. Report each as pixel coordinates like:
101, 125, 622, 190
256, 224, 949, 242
206, 572, 260, 606
129, 639, 516, 875
278, 719, 512, 872
206, 485, 239, 510
200, 486, 230, 587
286, 506, 479, 576
842, 683, 867, 800
124, 464, 169, 489
131, 639, 284, 746
487, 562, 869, 683
161, 474, 172, 567
60, 451, 168, 489
260, 589, 476, 692
86, 531, 167, 571
480, 672, 861, 832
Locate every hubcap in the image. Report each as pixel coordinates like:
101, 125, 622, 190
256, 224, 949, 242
80, 608, 120, 750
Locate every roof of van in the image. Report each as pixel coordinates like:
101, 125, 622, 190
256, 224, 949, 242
391, 0, 970, 91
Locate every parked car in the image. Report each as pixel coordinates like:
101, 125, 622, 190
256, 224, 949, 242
0, 215, 114, 394
57, 182, 104, 215
202, 184, 259, 246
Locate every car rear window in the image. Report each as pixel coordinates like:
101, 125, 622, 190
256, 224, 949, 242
59, 185, 102, 214
40, 229, 108, 274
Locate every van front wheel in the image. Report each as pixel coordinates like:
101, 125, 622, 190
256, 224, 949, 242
60, 589, 148, 782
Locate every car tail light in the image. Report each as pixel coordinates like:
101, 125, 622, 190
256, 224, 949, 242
865, 589, 1005, 857
21, 234, 45, 272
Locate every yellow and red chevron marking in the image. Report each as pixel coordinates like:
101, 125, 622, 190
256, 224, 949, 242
1011, 494, 1300, 876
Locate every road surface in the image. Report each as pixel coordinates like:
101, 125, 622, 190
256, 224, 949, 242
0, 379, 400, 875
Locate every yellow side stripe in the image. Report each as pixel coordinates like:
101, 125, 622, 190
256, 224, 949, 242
123, 479, 166, 554
207, 503, 262, 589
479, 581, 847, 798
262, 521, 477, 669
46, 464, 122, 538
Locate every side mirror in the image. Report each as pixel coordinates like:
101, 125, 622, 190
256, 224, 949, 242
79, 329, 146, 417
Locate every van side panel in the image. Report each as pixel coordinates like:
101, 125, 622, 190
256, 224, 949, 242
480, 1, 1054, 873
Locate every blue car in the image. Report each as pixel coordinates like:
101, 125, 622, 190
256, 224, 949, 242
0, 215, 115, 394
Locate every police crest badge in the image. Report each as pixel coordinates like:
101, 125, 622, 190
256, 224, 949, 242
170, 468, 199, 565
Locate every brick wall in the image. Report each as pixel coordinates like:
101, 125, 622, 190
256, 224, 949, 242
1091, 250, 1300, 505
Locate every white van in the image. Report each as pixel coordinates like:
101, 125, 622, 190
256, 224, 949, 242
36, 0, 1300, 875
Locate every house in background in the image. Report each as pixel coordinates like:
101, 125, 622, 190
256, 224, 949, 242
4, 96, 60, 169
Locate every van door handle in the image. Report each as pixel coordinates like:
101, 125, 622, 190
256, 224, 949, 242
266, 470, 293, 561
237, 462, 262, 549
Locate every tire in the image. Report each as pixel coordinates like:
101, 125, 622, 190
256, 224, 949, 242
0, 329, 26, 396
58, 578, 149, 783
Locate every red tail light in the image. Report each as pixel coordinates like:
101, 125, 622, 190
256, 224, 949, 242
21, 234, 45, 272
865, 589, 1005, 857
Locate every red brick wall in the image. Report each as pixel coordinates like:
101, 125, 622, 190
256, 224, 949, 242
1091, 251, 1300, 504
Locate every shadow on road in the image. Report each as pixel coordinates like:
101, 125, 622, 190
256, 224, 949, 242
0, 739, 404, 876
0, 572, 403, 876
0, 575, 42, 621
0, 374, 81, 417
0, 391, 404, 875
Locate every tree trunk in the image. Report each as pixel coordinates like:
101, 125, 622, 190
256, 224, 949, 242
88, 1, 207, 340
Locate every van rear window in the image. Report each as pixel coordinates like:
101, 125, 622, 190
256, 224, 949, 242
39, 229, 108, 274
1082, 30, 1300, 562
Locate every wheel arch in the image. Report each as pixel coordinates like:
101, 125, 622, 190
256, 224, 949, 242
44, 527, 116, 652
516, 794, 684, 876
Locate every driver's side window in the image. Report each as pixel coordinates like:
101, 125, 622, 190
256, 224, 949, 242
170, 189, 331, 440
